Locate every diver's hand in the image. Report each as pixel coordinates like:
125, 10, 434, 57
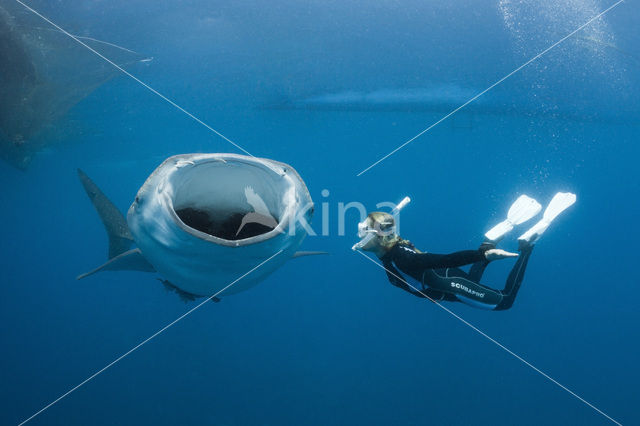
484, 248, 518, 261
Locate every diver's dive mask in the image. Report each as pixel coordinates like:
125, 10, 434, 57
352, 196, 410, 251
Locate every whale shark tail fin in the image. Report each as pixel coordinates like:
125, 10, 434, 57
77, 169, 134, 259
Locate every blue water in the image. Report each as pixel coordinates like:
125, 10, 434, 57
1, 1, 639, 425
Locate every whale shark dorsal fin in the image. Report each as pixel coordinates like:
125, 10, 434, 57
77, 248, 155, 280
78, 169, 134, 258
292, 251, 329, 258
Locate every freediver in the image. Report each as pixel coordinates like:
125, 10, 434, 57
352, 193, 576, 310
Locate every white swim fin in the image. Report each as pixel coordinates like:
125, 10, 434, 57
484, 195, 542, 242
518, 192, 576, 245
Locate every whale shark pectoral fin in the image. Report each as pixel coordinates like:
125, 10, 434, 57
292, 251, 330, 259
77, 248, 155, 280
77, 168, 134, 259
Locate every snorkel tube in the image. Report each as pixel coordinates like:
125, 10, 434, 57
391, 196, 411, 215
351, 196, 411, 251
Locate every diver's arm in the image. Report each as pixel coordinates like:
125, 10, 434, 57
392, 244, 487, 270
383, 260, 427, 298
383, 259, 458, 301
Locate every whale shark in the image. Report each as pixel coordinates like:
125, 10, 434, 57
0, 3, 151, 169
78, 153, 323, 300
265, 83, 638, 124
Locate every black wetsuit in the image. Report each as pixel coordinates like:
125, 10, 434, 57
380, 242, 533, 310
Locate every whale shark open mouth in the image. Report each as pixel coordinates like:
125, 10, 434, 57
78, 153, 315, 295
171, 159, 287, 241
176, 207, 275, 240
